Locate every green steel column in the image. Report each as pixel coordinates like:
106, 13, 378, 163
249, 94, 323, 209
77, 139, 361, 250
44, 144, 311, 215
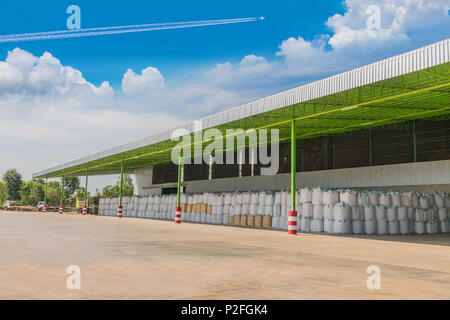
44, 178, 48, 204
84, 169, 88, 204
369, 129, 373, 166
177, 149, 183, 207
288, 119, 297, 235
175, 148, 183, 224
291, 120, 296, 211
332, 135, 336, 169
119, 160, 124, 207
60, 176, 64, 206
412, 120, 417, 162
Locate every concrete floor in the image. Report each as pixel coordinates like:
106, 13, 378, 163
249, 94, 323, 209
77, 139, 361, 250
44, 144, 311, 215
0, 211, 449, 300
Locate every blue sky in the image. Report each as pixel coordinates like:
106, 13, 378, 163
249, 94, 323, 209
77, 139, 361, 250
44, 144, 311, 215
0, 0, 344, 88
0, 0, 449, 192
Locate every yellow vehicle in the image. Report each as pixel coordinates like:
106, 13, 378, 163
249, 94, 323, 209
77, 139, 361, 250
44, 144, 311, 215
75, 196, 87, 209
76, 196, 93, 214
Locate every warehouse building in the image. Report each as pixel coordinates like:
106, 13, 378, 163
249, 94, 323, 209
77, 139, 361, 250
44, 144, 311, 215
33, 38, 450, 233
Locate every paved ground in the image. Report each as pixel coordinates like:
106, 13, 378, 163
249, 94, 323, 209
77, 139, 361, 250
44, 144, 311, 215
0, 211, 449, 299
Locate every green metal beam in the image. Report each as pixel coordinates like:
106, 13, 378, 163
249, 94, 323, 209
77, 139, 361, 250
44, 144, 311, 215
60, 176, 64, 207
291, 119, 296, 212
369, 128, 373, 166
44, 178, 47, 204
332, 136, 336, 169
177, 149, 182, 208
119, 160, 124, 207
289, 119, 297, 235
84, 168, 88, 207
413, 120, 417, 162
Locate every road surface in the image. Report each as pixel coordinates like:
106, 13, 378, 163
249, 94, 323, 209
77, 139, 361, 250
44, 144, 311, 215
0, 211, 449, 299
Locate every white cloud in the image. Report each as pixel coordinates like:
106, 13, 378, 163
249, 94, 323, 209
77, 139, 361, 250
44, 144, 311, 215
122, 66, 166, 96
0, 49, 181, 183
277, 0, 449, 73
0, 61, 22, 87
119, 55, 272, 116
0, 48, 115, 100
205, 62, 233, 84
239, 54, 270, 73
206, 55, 270, 83
276, 36, 332, 75
326, 0, 450, 46
204, 55, 277, 97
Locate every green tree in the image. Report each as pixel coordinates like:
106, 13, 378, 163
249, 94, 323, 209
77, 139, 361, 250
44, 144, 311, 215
2, 169, 23, 201
90, 188, 102, 206
0, 181, 7, 206
20, 179, 45, 205
76, 187, 88, 198
46, 181, 61, 207
101, 184, 118, 198
101, 174, 134, 198
122, 174, 134, 196
64, 177, 80, 200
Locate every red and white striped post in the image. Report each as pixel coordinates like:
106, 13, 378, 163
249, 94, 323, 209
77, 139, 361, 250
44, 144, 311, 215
118, 160, 124, 218
175, 148, 183, 224
175, 206, 181, 224
288, 120, 297, 235
82, 206, 87, 215
288, 211, 297, 235
42, 205, 47, 213
59, 175, 65, 215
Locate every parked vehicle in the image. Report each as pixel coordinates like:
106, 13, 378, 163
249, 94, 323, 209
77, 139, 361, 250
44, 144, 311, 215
3, 200, 35, 212
2, 200, 16, 210
37, 201, 46, 211
75, 196, 97, 214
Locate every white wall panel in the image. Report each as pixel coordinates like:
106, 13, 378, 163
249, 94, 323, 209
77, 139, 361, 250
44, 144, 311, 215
183, 160, 450, 194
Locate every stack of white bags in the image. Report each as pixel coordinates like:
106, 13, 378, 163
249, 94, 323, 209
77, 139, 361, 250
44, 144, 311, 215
98, 188, 450, 235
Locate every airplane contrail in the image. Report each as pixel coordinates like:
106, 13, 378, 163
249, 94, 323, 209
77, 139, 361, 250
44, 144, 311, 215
0, 17, 264, 43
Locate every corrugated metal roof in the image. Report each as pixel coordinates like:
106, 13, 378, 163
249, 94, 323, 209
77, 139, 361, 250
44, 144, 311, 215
33, 38, 450, 178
